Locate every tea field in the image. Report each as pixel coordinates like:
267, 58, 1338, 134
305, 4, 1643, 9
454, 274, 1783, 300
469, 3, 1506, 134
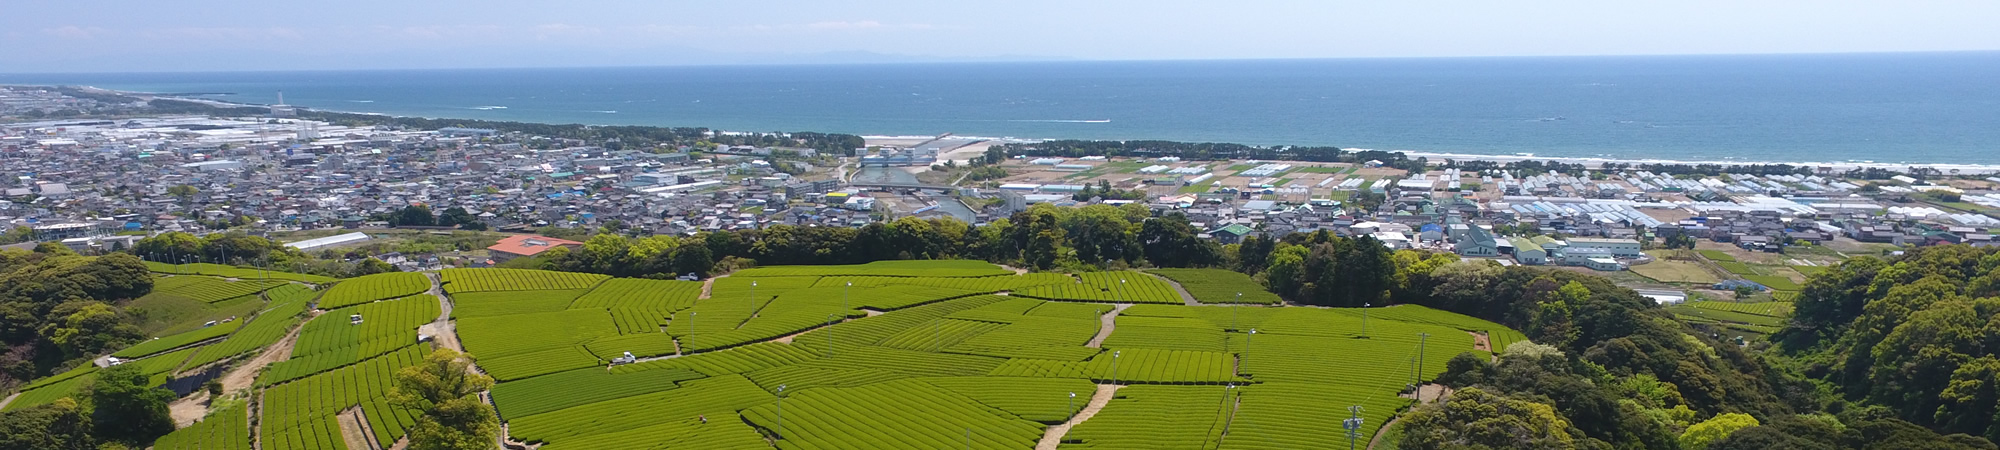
6, 260, 1524, 449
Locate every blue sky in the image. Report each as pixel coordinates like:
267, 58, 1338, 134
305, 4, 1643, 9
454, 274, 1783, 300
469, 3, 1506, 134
5, 0, 1999, 72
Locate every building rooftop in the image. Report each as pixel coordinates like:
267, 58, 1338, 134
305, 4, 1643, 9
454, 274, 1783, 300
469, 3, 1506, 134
487, 234, 583, 257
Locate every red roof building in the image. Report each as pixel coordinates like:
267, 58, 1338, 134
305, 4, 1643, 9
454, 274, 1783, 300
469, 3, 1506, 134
485, 235, 583, 263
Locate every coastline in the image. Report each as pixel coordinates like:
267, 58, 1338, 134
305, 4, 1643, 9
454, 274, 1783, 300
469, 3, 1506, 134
49, 85, 2000, 175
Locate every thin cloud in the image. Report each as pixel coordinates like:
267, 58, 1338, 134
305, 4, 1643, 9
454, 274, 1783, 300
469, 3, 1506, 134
42, 26, 109, 39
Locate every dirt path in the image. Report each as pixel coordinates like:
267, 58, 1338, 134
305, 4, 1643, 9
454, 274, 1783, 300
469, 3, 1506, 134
1085, 304, 1133, 348
697, 273, 732, 300
0, 393, 16, 411
220, 313, 311, 393
335, 406, 375, 450
418, 273, 466, 353
1143, 272, 1201, 306
1036, 384, 1123, 450
168, 391, 212, 427
1370, 385, 1451, 450
1470, 331, 1491, 352
1367, 414, 1403, 450
1402, 384, 1451, 403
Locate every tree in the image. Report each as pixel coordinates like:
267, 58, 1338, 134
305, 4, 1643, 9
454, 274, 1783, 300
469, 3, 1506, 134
32, 242, 75, 256
392, 348, 499, 450
391, 205, 437, 227
1234, 235, 1276, 274
436, 207, 484, 231
39, 301, 143, 359
1706, 415, 1840, 450
670, 245, 714, 278
1681, 413, 1761, 450
350, 257, 397, 277
1400, 387, 1580, 450
165, 185, 198, 203
0, 397, 94, 450
87, 364, 175, 444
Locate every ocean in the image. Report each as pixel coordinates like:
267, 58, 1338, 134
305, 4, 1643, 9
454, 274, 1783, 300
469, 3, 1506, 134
5, 52, 1999, 165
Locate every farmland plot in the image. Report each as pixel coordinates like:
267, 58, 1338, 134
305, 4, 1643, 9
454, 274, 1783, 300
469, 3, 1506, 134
259, 345, 428, 450
151, 276, 287, 303
181, 290, 313, 370
491, 367, 706, 419
568, 278, 702, 310
450, 289, 590, 318
1059, 384, 1231, 449
732, 259, 1014, 278
738, 379, 1045, 450
1219, 382, 1404, 450
0, 367, 95, 412
816, 273, 1074, 293
1146, 268, 1283, 304
457, 309, 618, 360
114, 319, 241, 358
1015, 271, 1183, 304
317, 272, 430, 308
153, 403, 251, 450
440, 268, 608, 293
260, 294, 440, 385
506, 374, 775, 445
145, 261, 336, 283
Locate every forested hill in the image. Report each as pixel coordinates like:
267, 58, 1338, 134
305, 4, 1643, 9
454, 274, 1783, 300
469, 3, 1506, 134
0, 247, 154, 386
1776, 245, 2000, 444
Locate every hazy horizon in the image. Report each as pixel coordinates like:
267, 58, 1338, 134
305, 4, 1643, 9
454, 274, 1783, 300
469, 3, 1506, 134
5, 0, 1999, 73
7, 49, 2000, 77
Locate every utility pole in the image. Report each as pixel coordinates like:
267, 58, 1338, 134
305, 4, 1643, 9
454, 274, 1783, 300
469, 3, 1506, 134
1342, 405, 1364, 450
749, 281, 758, 317
1416, 332, 1431, 385
1112, 350, 1121, 385
1233, 293, 1240, 330
1244, 328, 1258, 376
824, 314, 838, 356
1362, 302, 1369, 338
844, 281, 852, 313
775, 384, 787, 437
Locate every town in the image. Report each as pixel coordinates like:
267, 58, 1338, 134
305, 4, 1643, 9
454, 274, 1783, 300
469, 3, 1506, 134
5, 85, 1999, 295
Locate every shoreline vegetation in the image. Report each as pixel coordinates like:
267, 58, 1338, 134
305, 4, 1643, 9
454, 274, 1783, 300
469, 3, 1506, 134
11, 84, 1997, 174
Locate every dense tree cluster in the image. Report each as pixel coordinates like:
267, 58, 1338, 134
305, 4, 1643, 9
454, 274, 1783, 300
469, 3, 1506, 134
1407, 263, 1817, 449
1775, 245, 2000, 443
131, 231, 393, 278
0, 249, 152, 388
523, 203, 1217, 277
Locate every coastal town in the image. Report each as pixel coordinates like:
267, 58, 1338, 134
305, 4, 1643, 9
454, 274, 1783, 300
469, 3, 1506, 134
6, 85, 2000, 295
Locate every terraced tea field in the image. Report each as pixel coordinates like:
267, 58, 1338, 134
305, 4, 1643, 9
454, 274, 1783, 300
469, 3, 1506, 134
6, 261, 1523, 449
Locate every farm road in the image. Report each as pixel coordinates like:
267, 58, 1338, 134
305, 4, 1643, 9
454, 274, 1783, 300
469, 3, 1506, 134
1086, 304, 1133, 348
1035, 384, 1123, 450
1142, 272, 1201, 305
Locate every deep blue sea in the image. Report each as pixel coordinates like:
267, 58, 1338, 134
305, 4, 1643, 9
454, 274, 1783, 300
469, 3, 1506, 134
6, 52, 1999, 164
